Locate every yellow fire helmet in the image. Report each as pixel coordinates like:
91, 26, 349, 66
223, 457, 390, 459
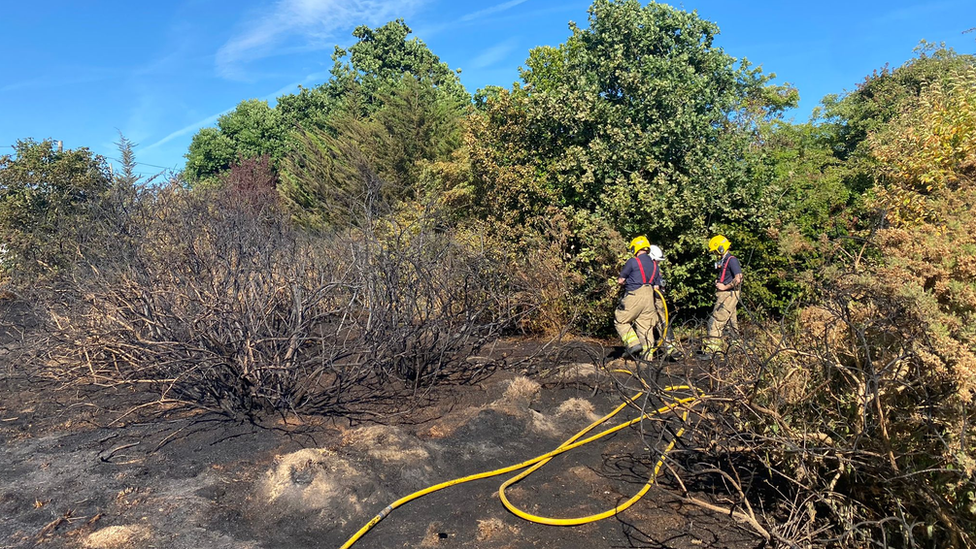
708, 235, 731, 254
628, 235, 651, 255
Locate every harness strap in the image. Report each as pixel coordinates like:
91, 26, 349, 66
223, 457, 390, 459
635, 256, 658, 286
718, 254, 735, 285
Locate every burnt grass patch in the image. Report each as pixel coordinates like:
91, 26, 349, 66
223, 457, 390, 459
0, 305, 764, 549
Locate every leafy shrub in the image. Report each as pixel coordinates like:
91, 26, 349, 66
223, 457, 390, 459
870, 65, 976, 227
691, 262, 974, 547
0, 139, 112, 282
693, 59, 976, 548
465, 0, 801, 331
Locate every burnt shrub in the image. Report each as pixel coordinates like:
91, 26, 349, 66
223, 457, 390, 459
43, 181, 531, 420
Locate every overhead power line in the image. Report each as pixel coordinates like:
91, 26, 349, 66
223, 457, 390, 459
107, 157, 178, 171
136, 162, 176, 170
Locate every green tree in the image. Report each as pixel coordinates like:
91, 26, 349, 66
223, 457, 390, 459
469, 0, 795, 327
739, 120, 860, 310
276, 83, 346, 132
185, 19, 469, 186
185, 99, 286, 184
745, 46, 976, 311
0, 139, 112, 279
279, 74, 467, 229
330, 19, 469, 112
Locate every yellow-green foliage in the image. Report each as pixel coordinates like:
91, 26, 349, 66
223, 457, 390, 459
727, 59, 976, 547
867, 64, 976, 401
778, 62, 976, 544
870, 66, 976, 227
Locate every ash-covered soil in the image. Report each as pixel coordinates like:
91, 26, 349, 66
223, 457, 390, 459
0, 303, 762, 549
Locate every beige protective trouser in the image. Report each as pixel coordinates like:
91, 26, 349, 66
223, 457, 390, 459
615, 285, 661, 353
705, 290, 739, 350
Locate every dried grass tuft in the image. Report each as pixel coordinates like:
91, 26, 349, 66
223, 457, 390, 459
84, 525, 151, 549
499, 376, 540, 407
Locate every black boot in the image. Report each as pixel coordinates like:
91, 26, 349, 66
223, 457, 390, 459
625, 344, 643, 359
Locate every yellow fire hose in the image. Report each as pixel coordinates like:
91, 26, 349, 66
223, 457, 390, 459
647, 287, 670, 356
338, 287, 689, 549
498, 384, 694, 526
338, 384, 700, 548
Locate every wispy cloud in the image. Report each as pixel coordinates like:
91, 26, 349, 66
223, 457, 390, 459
143, 108, 233, 153
413, 0, 542, 42
459, 0, 530, 22
143, 69, 330, 153
262, 71, 331, 103
216, 0, 428, 80
468, 38, 520, 70
123, 92, 163, 146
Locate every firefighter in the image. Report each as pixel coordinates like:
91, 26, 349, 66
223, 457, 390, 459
615, 236, 662, 359
702, 235, 742, 356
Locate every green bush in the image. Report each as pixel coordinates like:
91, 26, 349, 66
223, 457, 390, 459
0, 139, 112, 283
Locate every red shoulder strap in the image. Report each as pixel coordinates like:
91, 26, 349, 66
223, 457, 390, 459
635, 257, 658, 285
719, 255, 735, 284
636, 256, 648, 284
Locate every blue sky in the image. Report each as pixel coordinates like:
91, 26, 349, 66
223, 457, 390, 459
1, 0, 973, 177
